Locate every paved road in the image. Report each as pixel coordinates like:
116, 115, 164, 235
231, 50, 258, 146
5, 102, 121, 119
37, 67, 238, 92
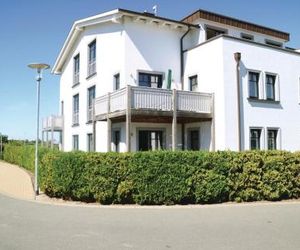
1, 194, 300, 250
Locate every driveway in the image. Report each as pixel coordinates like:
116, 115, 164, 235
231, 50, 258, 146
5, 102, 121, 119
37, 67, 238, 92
0, 194, 300, 250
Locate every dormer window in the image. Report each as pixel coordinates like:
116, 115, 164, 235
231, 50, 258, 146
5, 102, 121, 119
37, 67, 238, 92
206, 26, 226, 40
265, 39, 283, 48
241, 33, 254, 41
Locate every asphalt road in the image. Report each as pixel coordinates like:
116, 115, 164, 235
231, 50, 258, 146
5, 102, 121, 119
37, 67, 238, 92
0, 194, 300, 250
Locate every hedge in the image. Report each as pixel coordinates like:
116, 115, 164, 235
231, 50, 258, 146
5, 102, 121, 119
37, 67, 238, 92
3, 144, 52, 173
3, 145, 300, 205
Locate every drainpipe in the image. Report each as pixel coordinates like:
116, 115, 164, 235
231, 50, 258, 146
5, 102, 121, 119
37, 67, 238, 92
180, 27, 191, 90
234, 52, 242, 151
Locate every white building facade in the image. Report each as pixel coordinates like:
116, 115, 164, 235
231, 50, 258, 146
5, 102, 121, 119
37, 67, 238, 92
45, 8, 300, 152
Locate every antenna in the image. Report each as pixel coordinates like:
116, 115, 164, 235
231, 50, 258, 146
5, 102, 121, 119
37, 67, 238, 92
153, 5, 157, 16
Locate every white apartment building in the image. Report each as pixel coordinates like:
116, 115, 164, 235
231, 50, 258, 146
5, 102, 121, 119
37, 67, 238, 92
44, 8, 300, 152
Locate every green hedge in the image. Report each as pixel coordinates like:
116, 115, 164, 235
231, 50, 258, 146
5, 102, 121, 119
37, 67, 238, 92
3, 144, 51, 173
3, 145, 300, 205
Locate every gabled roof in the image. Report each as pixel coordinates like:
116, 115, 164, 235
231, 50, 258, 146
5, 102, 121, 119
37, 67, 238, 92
52, 9, 196, 74
182, 9, 290, 42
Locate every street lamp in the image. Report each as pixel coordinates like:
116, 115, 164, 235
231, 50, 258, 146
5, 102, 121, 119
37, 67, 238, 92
28, 63, 50, 198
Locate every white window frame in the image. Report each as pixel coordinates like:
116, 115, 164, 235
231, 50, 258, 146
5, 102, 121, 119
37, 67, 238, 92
249, 127, 265, 150
266, 127, 281, 150
247, 70, 262, 99
264, 72, 280, 101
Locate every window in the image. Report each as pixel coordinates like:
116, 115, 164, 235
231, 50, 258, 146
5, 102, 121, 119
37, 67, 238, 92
114, 73, 120, 90
87, 86, 95, 122
88, 40, 96, 76
266, 74, 276, 100
138, 72, 162, 88
138, 130, 164, 151
189, 75, 198, 91
113, 130, 121, 152
267, 129, 278, 150
206, 27, 226, 40
73, 135, 79, 151
87, 133, 94, 152
250, 129, 261, 150
73, 54, 80, 85
265, 40, 282, 48
248, 72, 260, 99
73, 94, 79, 125
241, 33, 254, 41
189, 129, 200, 150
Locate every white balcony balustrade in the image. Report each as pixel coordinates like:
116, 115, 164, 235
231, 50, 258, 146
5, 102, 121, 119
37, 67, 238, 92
94, 86, 213, 120
42, 115, 64, 131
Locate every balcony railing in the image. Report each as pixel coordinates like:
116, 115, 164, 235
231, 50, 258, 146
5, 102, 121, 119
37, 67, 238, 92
42, 115, 63, 131
87, 107, 93, 122
94, 86, 213, 119
88, 60, 96, 77
73, 72, 79, 86
72, 112, 79, 125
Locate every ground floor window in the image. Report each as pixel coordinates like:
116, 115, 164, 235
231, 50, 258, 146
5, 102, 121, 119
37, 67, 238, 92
188, 129, 200, 150
113, 130, 121, 152
73, 135, 79, 151
87, 133, 94, 152
138, 130, 164, 151
250, 129, 261, 150
267, 129, 278, 150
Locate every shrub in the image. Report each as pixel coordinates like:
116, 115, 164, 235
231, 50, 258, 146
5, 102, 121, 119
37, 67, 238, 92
3, 145, 300, 205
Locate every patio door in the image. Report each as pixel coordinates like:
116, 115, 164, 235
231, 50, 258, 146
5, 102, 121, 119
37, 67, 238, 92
138, 130, 164, 151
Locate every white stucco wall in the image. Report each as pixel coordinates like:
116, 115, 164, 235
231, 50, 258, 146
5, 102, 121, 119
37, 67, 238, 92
222, 37, 300, 151
60, 22, 124, 151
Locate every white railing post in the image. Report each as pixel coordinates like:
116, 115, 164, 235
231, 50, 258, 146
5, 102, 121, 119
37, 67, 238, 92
172, 88, 177, 151
126, 85, 132, 152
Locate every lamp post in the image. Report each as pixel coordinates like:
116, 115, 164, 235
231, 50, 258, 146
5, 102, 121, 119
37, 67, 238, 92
28, 63, 50, 198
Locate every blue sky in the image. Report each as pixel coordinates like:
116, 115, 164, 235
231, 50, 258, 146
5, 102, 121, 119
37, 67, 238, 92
1, 0, 300, 139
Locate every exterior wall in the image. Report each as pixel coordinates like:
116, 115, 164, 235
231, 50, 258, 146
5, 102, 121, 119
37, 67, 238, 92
185, 36, 300, 151
60, 22, 124, 151
123, 17, 186, 89
184, 39, 226, 150
222, 37, 300, 151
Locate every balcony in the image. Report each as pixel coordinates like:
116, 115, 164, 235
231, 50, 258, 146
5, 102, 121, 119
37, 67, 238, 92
42, 115, 63, 131
94, 86, 213, 122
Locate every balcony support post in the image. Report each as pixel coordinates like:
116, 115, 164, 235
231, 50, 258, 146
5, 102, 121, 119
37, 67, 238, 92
51, 118, 54, 149
126, 85, 131, 152
211, 93, 216, 152
92, 100, 96, 152
172, 89, 177, 151
107, 92, 111, 152
181, 123, 185, 150
46, 131, 49, 148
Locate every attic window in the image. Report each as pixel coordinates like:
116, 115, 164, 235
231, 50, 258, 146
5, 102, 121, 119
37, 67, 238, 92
206, 26, 226, 40
265, 39, 283, 48
241, 33, 254, 41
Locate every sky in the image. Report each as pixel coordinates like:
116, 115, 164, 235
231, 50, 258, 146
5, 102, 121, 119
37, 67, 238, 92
1, 0, 300, 140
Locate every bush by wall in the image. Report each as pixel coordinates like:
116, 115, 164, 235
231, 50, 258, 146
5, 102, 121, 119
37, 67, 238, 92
3, 145, 300, 205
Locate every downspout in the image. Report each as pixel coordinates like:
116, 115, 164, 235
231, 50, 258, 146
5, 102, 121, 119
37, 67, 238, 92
180, 27, 191, 90
234, 52, 242, 151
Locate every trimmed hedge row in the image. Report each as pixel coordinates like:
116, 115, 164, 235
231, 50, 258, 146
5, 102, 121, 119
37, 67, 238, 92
4, 145, 300, 205
3, 144, 51, 173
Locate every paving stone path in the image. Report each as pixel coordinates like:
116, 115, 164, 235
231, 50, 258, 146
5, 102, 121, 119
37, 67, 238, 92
0, 161, 34, 200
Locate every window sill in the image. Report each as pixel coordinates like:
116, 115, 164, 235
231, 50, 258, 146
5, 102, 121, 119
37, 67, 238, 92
86, 72, 97, 80
72, 124, 80, 127
247, 98, 280, 104
72, 82, 80, 88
